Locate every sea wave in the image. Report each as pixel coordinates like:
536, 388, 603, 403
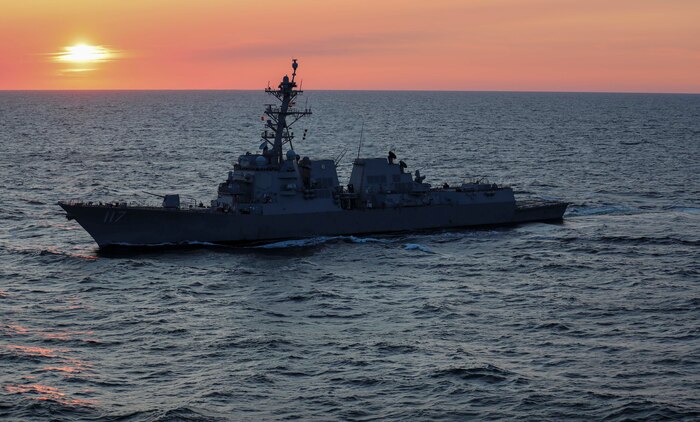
566, 204, 636, 216
403, 243, 434, 253
255, 235, 388, 249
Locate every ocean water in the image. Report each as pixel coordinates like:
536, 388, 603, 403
0, 90, 699, 421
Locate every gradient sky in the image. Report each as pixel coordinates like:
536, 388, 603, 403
1, 0, 699, 92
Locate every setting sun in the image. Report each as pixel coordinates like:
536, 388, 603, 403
54, 44, 112, 63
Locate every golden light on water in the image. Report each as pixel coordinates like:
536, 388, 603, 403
54, 44, 113, 63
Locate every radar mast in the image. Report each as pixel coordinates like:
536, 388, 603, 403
261, 59, 312, 165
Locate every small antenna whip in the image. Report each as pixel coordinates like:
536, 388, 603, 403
334, 147, 349, 166
356, 119, 365, 159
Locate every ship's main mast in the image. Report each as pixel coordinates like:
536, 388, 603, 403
261, 59, 312, 165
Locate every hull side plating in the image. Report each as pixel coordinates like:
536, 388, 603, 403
60, 201, 565, 248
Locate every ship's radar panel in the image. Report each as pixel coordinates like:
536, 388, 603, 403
260, 59, 312, 166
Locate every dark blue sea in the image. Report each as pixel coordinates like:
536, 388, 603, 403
1, 91, 699, 421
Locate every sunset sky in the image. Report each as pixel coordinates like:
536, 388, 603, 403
1, 0, 698, 92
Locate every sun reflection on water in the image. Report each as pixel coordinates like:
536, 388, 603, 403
3, 341, 97, 408
5, 384, 97, 407
6, 324, 29, 335
3, 324, 96, 342
3, 344, 60, 358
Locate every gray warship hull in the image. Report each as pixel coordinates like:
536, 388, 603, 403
59, 200, 567, 248
58, 60, 569, 249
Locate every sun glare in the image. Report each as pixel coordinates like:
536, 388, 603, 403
55, 44, 112, 63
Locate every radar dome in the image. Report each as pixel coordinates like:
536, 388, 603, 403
286, 150, 297, 160
255, 156, 267, 166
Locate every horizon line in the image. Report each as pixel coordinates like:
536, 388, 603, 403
1, 88, 699, 95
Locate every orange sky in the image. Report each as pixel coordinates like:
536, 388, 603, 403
1, 0, 699, 92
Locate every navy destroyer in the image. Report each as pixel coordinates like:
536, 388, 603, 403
59, 60, 567, 248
